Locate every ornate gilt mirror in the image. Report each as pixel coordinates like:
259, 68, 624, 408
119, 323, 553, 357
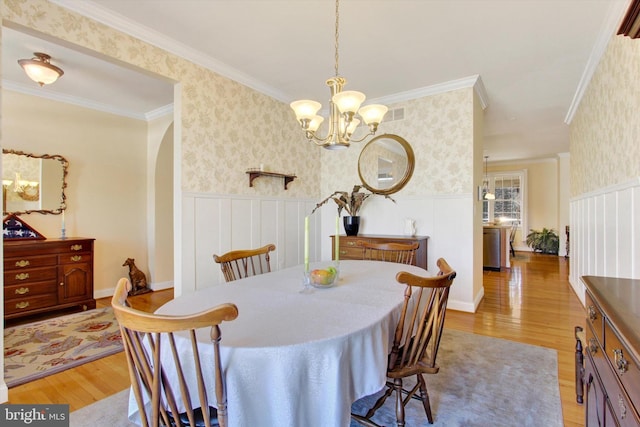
357, 134, 415, 195
2, 149, 68, 215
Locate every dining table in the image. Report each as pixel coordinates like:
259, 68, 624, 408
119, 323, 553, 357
127, 259, 428, 427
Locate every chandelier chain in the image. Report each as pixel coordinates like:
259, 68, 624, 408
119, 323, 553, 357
334, 0, 340, 77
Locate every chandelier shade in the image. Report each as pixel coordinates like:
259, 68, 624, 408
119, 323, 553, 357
290, 0, 387, 150
483, 155, 496, 200
18, 52, 64, 86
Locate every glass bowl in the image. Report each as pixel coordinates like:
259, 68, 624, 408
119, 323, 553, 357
310, 268, 338, 288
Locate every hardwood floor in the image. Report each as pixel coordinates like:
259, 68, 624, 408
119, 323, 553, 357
6, 252, 586, 426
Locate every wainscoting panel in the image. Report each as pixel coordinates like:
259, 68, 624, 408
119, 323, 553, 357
570, 178, 640, 304
183, 193, 318, 294
183, 192, 480, 312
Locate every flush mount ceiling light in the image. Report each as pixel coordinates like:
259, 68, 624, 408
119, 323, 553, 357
18, 52, 64, 86
290, 0, 388, 150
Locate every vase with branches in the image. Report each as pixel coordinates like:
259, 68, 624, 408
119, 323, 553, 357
311, 185, 395, 235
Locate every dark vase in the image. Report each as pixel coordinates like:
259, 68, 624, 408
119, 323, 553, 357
343, 216, 360, 236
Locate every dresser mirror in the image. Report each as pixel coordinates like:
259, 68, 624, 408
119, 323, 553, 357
357, 134, 415, 195
2, 149, 68, 215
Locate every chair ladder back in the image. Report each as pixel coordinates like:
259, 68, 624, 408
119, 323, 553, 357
113, 278, 237, 427
214, 244, 276, 282
359, 241, 419, 266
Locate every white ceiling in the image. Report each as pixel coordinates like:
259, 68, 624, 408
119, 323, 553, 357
2, 0, 631, 162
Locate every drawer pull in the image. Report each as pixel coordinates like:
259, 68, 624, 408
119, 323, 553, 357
70, 255, 83, 262
15, 260, 30, 268
339, 250, 347, 256
15, 301, 30, 309
70, 244, 83, 251
60, 282, 64, 287
613, 349, 629, 375
15, 273, 30, 281
346, 241, 357, 247
587, 305, 597, 321
618, 394, 627, 419
15, 287, 30, 295
588, 338, 598, 355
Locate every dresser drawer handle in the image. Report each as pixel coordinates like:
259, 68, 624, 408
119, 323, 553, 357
346, 241, 357, 247
588, 338, 598, 355
70, 244, 83, 251
613, 349, 629, 375
15, 260, 30, 268
15, 287, 30, 295
618, 394, 627, 419
15, 301, 30, 309
70, 255, 83, 262
587, 305, 597, 322
15, 273, 30, 281
339, 250, 347, 256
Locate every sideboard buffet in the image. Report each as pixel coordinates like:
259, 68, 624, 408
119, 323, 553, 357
3, 238, 95, 321
330, 234, 429, 270
579, 276, 640, 427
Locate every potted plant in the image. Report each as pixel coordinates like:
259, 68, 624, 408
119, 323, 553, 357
311, 185, 395, 236
525, 228, 559, 255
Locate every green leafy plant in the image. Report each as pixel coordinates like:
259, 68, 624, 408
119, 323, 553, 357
311, 184, 395, 216
525, 228, 559, 254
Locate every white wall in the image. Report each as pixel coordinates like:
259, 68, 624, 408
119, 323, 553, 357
2, 91, 149, 296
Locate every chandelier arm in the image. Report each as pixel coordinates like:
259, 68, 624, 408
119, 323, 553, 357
345, 130, 376, 144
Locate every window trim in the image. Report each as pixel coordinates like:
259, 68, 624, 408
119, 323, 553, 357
484, 169, 527, 243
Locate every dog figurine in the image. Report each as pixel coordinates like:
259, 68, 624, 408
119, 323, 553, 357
122, 258, 151, 295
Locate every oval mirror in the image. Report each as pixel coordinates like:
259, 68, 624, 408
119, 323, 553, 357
2, 149, 68, 215
358, 134, 415, 195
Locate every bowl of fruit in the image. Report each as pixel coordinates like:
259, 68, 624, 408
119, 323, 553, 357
310, 266, 338, 288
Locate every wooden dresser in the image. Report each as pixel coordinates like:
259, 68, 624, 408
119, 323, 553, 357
3, 238, 96, 320
330, 234, 429, 270
580, 276, 640, 427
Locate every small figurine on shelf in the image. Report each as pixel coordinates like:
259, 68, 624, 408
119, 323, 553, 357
122, 258, 152, 295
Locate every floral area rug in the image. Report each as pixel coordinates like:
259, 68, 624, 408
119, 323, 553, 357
4, 307, 123, 387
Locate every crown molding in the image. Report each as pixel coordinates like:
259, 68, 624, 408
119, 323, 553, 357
564, 0, 630, 124
2, 80, 174, 121
51, 0, 291, 103
370, 75, 489, 109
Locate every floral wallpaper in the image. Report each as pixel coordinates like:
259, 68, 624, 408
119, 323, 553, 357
570, 35, 640, 197
321, 88, 475, 198
2, 0, 320, 199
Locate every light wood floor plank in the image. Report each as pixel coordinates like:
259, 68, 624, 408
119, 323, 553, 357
7, 252, 586, 425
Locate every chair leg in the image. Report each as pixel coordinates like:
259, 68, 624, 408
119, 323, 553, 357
394, 378, 406, 427
417, 374, 434, 424
510, 242, 516, 257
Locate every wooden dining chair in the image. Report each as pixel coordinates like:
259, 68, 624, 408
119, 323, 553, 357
112, 278, 239, 427
359, 241, 419, 265
351, 258, 456, 427
213, 243, 276, 282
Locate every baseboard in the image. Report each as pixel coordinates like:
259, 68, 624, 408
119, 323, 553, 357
94, 280, 174, 299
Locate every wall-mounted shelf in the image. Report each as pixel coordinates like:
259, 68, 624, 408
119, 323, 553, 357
246, 170, 297, 190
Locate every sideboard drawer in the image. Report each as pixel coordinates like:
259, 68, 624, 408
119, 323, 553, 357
586, 292, 604, 347
4, 266, 57, 285
4, 281, 58, 301
4, 255, 57, 270
58, 252, 92, 265
605, 319, 640, 410
332, 234, 429, 270
5, 293, 58, 315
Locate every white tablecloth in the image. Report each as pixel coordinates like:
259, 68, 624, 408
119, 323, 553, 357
128, 260, 427, 427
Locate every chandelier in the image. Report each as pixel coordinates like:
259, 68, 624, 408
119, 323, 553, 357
290, 0, 388, 150
18, 52, 64, 87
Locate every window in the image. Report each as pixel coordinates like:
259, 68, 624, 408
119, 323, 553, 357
483, 170, 527, 232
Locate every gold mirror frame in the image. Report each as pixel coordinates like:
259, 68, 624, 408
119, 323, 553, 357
357, 134, 415, 195
2, 149, 68, 216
